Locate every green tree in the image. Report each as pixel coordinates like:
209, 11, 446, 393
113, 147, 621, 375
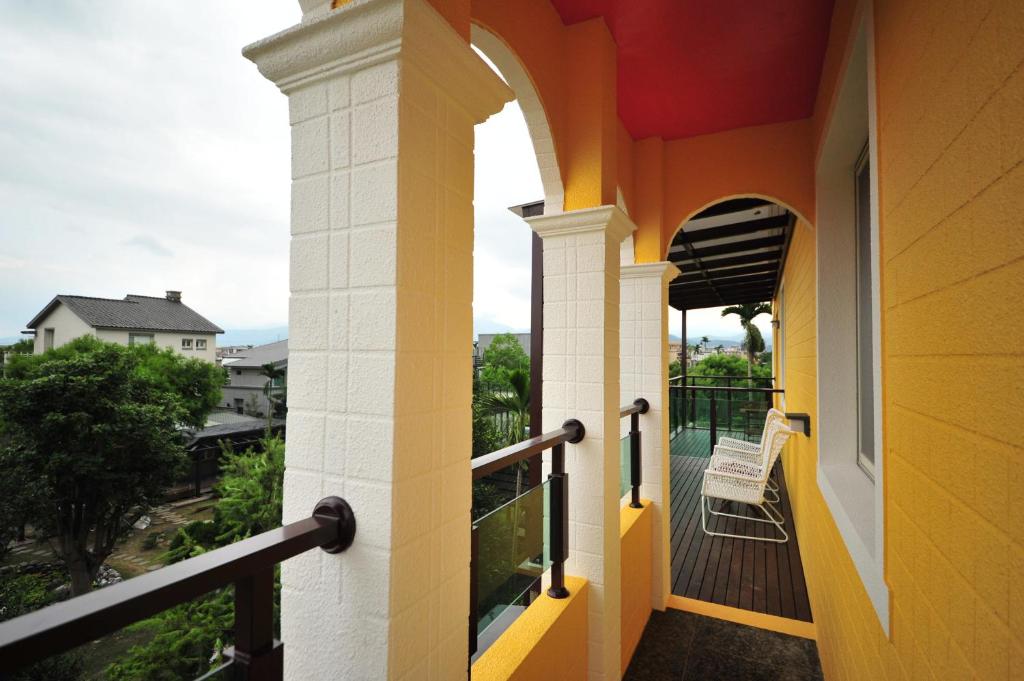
688, 353, 770, 382
129, 343, 226, 430
478, 334, 529, 389
720, 302, 772, 382
0, 337, 223, 595
0, 569, 82, 680
700, 335, 710, 350
108, 436, 285, 680
0, 446, 44, 560
259, 362, 287, 429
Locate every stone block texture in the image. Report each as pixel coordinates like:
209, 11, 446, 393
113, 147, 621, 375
244, 0, 511, 678
619, 262, 679, 612
531, 206, 634, 681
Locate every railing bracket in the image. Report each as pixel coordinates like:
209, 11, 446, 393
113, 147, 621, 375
561, 419, 585, 444
313, 496, 357, 554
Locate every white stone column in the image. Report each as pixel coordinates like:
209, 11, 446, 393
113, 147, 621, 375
619, 262, 680, 611
244, 2, 512, 679
526, 206, 635, 681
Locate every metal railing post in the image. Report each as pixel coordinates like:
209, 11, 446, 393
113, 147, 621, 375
628, 398, 649, 509
229, 566, 281, 681
468, 524, 479, 665
709, 392, 717, 455
547, 441, 569, 599
726, 376, 733, 431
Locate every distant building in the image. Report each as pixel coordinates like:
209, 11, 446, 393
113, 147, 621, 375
220, 339, 288, 415
25, 290, 222, 362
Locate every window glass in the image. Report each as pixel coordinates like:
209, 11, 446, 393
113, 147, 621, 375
855, 145, 875, 477
181, 338, 193, 349
129, 333, 154, 346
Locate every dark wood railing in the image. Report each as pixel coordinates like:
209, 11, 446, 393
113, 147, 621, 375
469, 419, 585, 661
619, 398, 650, 509
670, 384, 784, 452
0, 496, 356, 679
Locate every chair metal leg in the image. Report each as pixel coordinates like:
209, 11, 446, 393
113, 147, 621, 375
700, 494, 788, 543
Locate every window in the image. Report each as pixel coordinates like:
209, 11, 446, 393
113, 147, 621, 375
44, 328, 55, 351
855, 145, 875, 479
814, 11, 888, 633
129, 333, 154, 346
235, 369, 242, 376
195, 338, 207, 350
181, 338, 193, 350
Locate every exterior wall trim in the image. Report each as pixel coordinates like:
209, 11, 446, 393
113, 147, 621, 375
244, 0, 511, 121
529, 204, 636, 241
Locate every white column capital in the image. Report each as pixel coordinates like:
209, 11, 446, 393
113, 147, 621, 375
526, 205, 636, 243
621, 261, 681, 286
244, 0, 512, 122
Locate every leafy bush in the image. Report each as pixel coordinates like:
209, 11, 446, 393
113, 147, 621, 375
106, 436, 284, 680
0, 569, 82, 680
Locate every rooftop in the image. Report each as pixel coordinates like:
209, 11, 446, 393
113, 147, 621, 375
26, 293, 223, 335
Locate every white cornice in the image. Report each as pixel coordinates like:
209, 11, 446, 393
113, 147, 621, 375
243, 0, 511, 121
526, 205, 636, 243
621, 261, 681, 285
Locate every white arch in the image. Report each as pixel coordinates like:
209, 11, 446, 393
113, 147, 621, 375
471, 25, 564, 215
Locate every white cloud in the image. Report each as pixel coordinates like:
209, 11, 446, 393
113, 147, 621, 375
0, 4, 770, 348
0, 2, 297, 335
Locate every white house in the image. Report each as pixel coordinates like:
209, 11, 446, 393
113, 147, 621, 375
25, 291, 222, 362
220, 339, 288, 414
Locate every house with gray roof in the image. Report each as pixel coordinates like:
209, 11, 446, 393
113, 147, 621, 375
25, 290, 223, 363
220, 339, 288, 415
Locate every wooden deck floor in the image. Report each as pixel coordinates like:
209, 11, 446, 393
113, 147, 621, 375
668, 439, 813, 622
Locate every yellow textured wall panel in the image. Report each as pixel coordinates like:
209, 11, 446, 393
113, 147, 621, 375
780, 1, 1024, 679
619, 503, 653, 674
472, 577, 589, 681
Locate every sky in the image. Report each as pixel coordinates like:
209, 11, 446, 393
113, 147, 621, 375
0, 2, 768, 345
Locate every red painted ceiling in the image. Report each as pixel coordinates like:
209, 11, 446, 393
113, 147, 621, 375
548, 0, 835, 140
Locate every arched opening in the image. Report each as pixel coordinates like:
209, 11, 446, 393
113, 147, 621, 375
662, 196, 814, 625
468, 26, 565, 660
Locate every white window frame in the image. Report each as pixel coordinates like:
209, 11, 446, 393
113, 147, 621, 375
813, 6, 889, 635
129, 333, 154, 346
44, 328, 55, 351
195, 338, 207, 351
181, 338, 194, 350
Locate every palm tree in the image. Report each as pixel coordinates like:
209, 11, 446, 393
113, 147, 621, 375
480, 368, 531, 497
259, 362, 286, 431
700, 335, 710, 351
715, 344, 725, 354
720, 302, 772, 382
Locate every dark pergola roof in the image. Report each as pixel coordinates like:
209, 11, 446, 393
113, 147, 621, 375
668, 198, 794, 311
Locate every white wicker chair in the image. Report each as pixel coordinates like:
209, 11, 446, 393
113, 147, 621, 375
713, 408, 786, 503
700, 423, 794, 543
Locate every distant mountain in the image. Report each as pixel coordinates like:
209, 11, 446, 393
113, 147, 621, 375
219, 326, 288, 347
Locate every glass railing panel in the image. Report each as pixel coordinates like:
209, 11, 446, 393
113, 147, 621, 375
619, 435, 630, 498
474, 479, 549, 638
195, 660, 236, 680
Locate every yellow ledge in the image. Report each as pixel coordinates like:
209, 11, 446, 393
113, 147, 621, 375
472, 576, 589, 681
666, 595, 817, 641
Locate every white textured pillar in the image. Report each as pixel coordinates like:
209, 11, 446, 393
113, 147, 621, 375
619, 262, 680, 611
527, 206, 635, 681
244, 1, 512, 679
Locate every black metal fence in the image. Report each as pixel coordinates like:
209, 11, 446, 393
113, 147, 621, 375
0, 497, 356, 680
669, 381, 784, 456
619, 399, 650, 508
469, 419, 584, 665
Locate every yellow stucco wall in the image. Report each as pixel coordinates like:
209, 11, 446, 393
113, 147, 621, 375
619, 502, 653, 675
780, 1, 1024, 679
471, 576, 588, 681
